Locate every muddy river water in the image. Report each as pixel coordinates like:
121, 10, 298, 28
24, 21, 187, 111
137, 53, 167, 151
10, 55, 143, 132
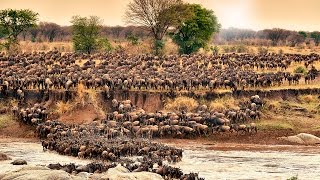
1, 141, 320, 180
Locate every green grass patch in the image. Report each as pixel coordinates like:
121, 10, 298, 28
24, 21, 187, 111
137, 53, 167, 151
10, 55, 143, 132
257, 121, 294, 130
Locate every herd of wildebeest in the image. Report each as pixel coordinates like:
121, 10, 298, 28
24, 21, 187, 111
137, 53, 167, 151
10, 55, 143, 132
10, 93, 262, 179
2, 50, 320, 179
0, 51, 319, 97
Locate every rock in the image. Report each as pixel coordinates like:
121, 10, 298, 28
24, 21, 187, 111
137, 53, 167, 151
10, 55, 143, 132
100, 165, 163, 180
77, 172, 91, 178
296, 133, 320, 144
0, 152, 11, 161
278, 133, 320, 145
0, 165, 83, 180
278, 136, 304, 144
0, 164, 163, 180
108, 164, 130, 173
11, 159, 27, 165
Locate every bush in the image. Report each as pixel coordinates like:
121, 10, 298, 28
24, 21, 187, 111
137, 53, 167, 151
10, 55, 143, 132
210, 45, 219, 55
55, 101, 72, 115
236, 45, 249, 53
294, 66, 307, 74
222, 46, 230, 53
278, 49, 284, 55
97, 38, 113, 53
258, 46, 268, 54
126, 34, 139, 45
154, 40, 165, 55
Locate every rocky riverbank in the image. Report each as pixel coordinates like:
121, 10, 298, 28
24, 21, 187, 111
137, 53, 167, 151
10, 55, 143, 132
0, 164, 163, 180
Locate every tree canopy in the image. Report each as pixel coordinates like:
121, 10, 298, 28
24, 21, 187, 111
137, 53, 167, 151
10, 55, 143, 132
39, 22, 61, 42
0, 9, 38, 50
172, 4, 220, 54
311, 31, 320, 45
71, 16, 103, 54
125, 0, 192, 54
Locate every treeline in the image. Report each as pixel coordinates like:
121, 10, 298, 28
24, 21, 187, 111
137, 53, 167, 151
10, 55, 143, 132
15, 23, 320, 48
217, 28, 320, 46
16, 22, 150, 42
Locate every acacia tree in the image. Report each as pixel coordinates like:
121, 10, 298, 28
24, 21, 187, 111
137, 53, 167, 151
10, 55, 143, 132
311, 31, 320, 46
71, 16, 102, 54
0, 9, 38, 51
173, 4, 220, 54
125, 0, 191, 54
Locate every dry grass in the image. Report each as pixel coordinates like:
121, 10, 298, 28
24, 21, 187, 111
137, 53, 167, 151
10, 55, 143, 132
298, 95, 318, 104
15, 40, 320, 55
165, 96, 199, 112
20, 41, 73, 53
55, 101, 72, 115
217, 45, 320, 55
163, 39, 179, 55
261, 95, 320, 132
208, 96, 239, 112
54, 83, 104, 118
257, 121, 294, 130
0, 114, 14, 129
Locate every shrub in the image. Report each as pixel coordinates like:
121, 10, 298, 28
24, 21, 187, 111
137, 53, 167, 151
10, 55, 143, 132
222, 46, 230, 53
258, 46, 268, 54
210, 45, 219, 55
55, 101, 72, 115
278, 49, 284, 55
294, 66, 307, 74
126, 34, 139, 45
97, 38, 113, 53
236, 45, 249, 53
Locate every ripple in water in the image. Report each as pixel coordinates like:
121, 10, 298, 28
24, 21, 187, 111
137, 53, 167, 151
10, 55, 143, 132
171, 149, 320, 180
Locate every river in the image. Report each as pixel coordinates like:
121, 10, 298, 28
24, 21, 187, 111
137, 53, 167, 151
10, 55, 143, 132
1, 141, 320, 180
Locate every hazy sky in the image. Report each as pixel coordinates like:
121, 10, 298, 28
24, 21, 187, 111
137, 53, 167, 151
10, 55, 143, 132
1, 0, 320, 31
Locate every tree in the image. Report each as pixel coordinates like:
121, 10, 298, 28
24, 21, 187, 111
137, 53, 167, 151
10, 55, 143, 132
0, 9, 38, 50
0, 25, 5, 39
262, 28, 291, 46
311, 31, 320, 46
39, 22, 61, 42
125, 0, 191, 54
298, 31, 307, 39
172, 4, 220, 54
29, 26, 40, 42
71, 16, 102, 54
286, 32, 305, 47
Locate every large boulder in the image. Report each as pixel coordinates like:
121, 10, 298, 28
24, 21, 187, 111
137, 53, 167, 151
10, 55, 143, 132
0, 165, 163, 180
11, 159, 27, 165
0, 152, 11, 161
0, 165, 83, 180
100, 164, 163, 180
278, 133, 320, 145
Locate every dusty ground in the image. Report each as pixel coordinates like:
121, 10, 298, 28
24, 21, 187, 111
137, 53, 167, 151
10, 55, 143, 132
58, 104, 104, 124
0, 119, 35, 139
